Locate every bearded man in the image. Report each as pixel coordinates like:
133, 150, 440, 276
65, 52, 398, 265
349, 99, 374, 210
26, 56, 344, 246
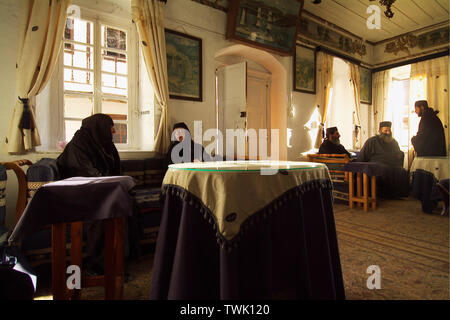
357, 121, 409, 198
411, 100, 446, 157
318, 127, 351, 157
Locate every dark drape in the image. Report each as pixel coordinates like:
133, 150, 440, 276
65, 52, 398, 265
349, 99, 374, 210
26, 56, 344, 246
57, 114, 121, 179
150, 184, 345, 300
318, 139, 351, 157
411, 108, 447, 157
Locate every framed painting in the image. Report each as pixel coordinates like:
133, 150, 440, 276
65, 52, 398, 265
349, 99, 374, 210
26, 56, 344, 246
165, 29, 202, 101
359, 66, 372, 104
226, 0, 304, 56
293, 45, 316, 94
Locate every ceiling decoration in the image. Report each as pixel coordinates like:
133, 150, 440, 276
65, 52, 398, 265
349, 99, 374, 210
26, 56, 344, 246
369, 0, 396, 18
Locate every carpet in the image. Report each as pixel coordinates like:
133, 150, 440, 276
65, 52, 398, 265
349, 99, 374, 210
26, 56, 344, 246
334, 196, 449, 300
33, 197, 449, 300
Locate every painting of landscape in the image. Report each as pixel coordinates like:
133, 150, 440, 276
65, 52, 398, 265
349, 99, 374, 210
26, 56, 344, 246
294, 45, 315, 93
165, 29, 202, 101
227, 0, 303, 56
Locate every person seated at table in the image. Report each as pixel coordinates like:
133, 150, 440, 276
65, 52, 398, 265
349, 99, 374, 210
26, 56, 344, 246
57, 114, 120, 178
318, 127, 351, 157
356, 121, 409, 198
411, 100, 447, 157
165, 122, 211, 170
57, 114, 137, 278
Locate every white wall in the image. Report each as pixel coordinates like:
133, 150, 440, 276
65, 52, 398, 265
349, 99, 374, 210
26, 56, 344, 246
164, 0, 229, 137
0, 0, 375, 228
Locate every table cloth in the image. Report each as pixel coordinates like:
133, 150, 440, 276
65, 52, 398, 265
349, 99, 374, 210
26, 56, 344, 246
410, 157, 450, 213
9, 176, 135, 242
150, 161, 345, 300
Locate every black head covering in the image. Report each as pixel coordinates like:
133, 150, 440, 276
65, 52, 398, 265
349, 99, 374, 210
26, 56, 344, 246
57, 114, 121, 178
415, 100, 429, 109
379, 121, 392, 129
81, 114, 115, 148
326, 127, 338, 137
173, 122, 190, 133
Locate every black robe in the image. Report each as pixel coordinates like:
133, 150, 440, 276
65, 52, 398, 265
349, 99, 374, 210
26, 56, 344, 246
357, 135, 408, 198
318, 139, 351, 157
411, 108, 447, 157
357, 135, 404, 168
57, 114, 121, 178
56, 114, 135, 274
164, 139, 210, 171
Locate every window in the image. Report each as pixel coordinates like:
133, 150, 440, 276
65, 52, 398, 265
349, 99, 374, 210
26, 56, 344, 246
62, 15, 133, 145
387, 65, 415, 152
325, 57, 357, 150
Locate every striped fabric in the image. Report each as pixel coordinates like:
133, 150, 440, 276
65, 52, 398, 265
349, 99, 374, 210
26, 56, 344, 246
27, 181, 54, 203
122, 159, 145, 186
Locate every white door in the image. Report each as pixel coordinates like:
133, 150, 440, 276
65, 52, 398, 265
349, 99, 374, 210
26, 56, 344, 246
247, 72, 270, 159
217, 62, 247, 159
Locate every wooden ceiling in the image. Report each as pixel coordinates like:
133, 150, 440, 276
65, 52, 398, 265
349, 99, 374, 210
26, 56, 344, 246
303, 0, 449, 43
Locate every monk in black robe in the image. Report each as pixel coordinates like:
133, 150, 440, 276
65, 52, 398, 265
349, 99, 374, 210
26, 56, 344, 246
57, 114, 136, 277
357, 121, 409, 198
318, 127, 351, 157
411, 100, 446, 157
57, 114, 120, 178
165, 122, 210, 171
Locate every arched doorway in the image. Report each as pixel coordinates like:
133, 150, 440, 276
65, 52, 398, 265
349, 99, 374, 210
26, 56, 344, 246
214, 44, 287, 160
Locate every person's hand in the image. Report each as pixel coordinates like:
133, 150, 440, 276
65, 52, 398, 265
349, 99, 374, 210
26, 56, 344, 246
193, 159, 200, 163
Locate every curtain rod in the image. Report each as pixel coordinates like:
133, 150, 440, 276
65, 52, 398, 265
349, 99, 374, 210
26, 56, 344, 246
315, 46, 361, 66
372, 49, 449, 73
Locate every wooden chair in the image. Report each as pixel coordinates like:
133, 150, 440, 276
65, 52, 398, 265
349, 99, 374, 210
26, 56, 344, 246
0, 160, 33, 223
307, 154, 351, 202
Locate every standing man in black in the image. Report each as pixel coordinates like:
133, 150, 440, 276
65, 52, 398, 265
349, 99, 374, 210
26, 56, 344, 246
318, 127, 351, 156
411, 100, 447, 156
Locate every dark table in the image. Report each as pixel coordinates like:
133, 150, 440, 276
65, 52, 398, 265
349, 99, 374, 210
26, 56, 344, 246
9, 176, 136, 300
410, 157, 449, 213
150, 161, 345, 300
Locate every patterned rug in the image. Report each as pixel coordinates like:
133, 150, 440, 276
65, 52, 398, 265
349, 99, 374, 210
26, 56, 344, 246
334, 196, 449, 300
33, 197, 449, 300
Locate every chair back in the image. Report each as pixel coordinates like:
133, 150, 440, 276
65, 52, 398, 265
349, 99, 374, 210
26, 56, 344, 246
0, 160, 33, 223
307, 154, 350, 201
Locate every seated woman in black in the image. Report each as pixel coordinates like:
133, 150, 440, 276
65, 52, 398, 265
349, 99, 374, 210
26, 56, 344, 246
57, 114, 135, 277
57, 114, 120, 178
165, 122, 210, 171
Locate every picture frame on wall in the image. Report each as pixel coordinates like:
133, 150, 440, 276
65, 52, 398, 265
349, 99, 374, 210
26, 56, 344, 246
165, 29, 202, 101
226, 0, 304, 56
293, 45, 316, 94
359, 66, 372, 104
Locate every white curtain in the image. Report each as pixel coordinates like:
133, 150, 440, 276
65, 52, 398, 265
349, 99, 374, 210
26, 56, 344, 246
410, 56, 449, 153
131, 0, 170, 154
6, 0, 69, 153
349, 63, 361, 149
372, 70, 391, 135
314, 52, 334, 148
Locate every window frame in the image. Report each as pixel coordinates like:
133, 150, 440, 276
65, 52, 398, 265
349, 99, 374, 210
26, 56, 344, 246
60, 7, 139, 150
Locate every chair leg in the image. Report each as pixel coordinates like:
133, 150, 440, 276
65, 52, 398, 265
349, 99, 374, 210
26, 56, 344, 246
52, 223, 67, 300
357, 173, 362, 207
349, 172, 354, 209
371, 176, 377, 210
70, 222, 83, 300
363, 173, 369, 212
114, 217, 125, 300
104, 217, 124, 300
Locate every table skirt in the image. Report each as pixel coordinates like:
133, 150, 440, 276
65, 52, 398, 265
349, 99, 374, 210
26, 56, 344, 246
150, 180, 345, 300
